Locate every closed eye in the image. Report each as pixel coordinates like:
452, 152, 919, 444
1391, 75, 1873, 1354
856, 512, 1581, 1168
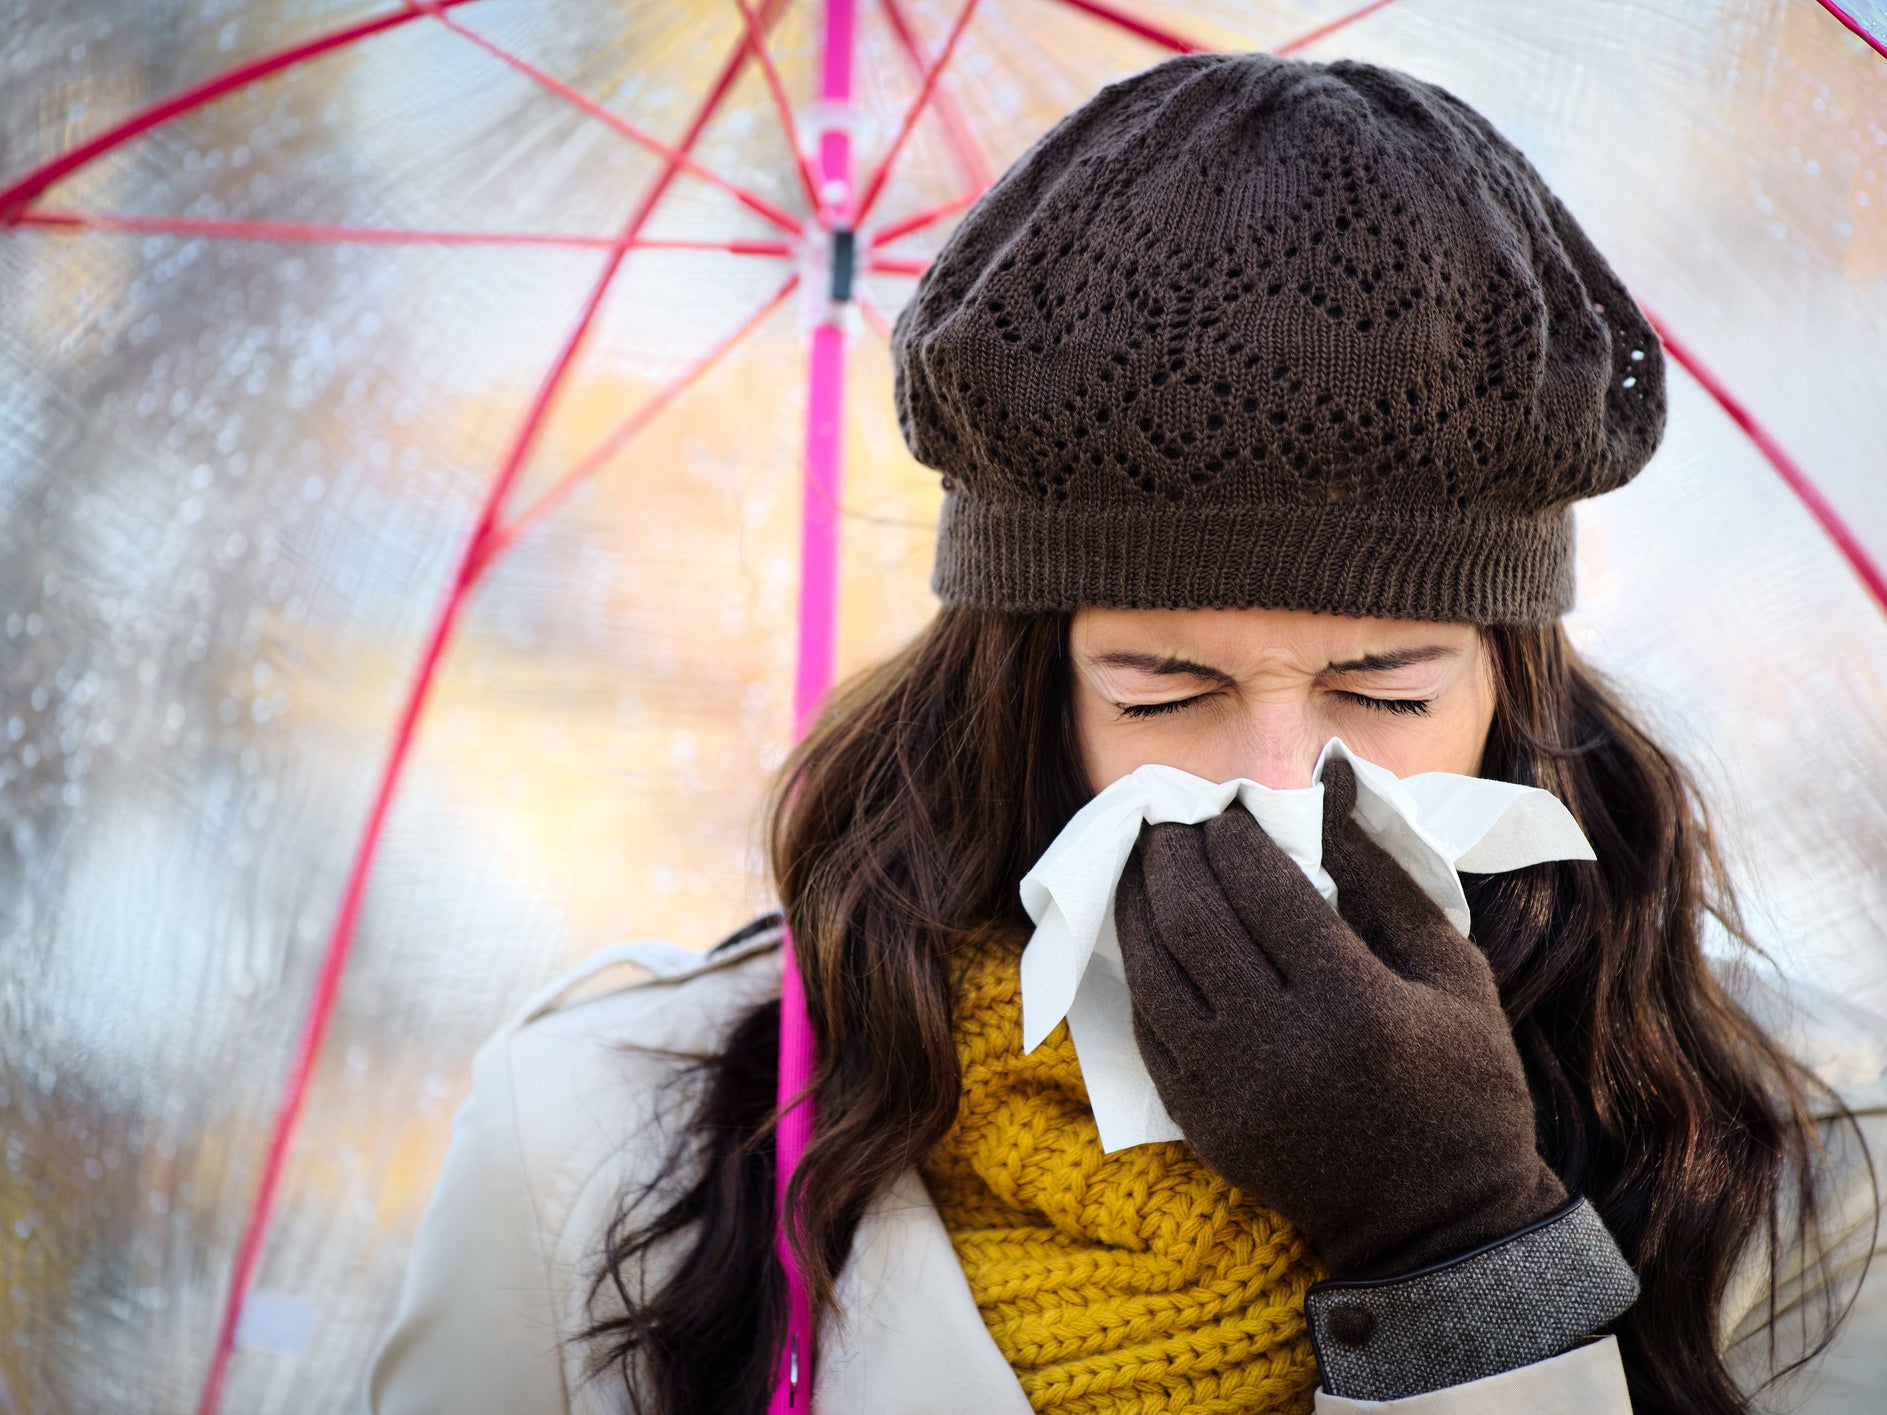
1114, 690, 1433, 719
1115, 696, 1205, 720
1337, 691, 1433, 717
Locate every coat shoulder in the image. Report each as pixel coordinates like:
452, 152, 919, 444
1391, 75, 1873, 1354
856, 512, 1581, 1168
1710, 949, 1887, 1113
490, 915, 787, 1233
1708, 951, 1887, 1409
367, 915, 785, 1415
503, 913, 786, 1056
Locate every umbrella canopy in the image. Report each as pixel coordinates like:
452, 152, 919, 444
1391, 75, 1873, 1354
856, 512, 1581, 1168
1, 1, 1883, 1411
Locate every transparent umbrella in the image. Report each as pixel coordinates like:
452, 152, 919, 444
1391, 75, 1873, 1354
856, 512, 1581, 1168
1, 2, 1883, 1412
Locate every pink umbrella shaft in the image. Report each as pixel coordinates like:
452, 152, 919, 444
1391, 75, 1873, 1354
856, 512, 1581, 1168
775, 1, 855, 1408
772, 323, 841, 1411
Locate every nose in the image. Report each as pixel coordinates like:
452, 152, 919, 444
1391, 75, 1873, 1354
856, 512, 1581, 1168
1243, 760, 1318, 791
1228, 723, 1326, 791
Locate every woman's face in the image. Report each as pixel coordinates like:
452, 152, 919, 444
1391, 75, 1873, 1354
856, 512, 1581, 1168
1069, 605, 1497, 793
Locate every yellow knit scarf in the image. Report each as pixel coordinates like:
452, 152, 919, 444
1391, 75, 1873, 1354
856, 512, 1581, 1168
919, 930, 1326, 1415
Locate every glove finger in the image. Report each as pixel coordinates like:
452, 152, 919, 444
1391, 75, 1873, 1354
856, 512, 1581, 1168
1129, 819, 1283, 1005
1127, 994, 1190, 1092
1114, 838, 1215, 1024
1320, 759, 1490, 992
1200, 804, 1378, 987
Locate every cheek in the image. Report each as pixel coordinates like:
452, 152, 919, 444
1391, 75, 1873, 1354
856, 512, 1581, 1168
1073, 694, 1132, 792
1072, 693, 1208, 792
1360, 714, 1485, 776
1071, 691, 1275, 790
1360, 690, 1495, 777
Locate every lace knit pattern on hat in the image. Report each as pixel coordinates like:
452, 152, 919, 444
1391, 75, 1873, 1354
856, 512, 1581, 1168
890, 50, 1668, 625
921, 930, 1325, 1414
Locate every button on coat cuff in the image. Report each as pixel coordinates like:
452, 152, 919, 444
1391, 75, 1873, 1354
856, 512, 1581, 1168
1304, 1195, 1640, 1402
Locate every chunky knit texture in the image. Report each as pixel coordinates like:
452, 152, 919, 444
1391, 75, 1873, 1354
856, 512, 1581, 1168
921, 931, 1326, 1414
890, 50, 1668, 625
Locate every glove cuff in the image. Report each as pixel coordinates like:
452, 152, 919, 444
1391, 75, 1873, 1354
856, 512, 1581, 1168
1304, 1194, 1640, 1402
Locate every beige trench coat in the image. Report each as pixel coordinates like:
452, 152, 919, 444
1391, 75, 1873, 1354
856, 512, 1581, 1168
366, 926, 1887, 1414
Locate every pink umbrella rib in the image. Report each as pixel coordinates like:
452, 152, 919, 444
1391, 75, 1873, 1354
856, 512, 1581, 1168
1275, 0, 1406, 55
854, 284, 896, 340
879, 0, 994, 191
195, 1, 803, 1410
867, 253, 932, 275
1644, 307, 1887, 617
868, 193, 979, 248
480, 270, 804, 568
421, 4, 804, 236
853, 0, 982, 226
0, 0, 485, 221
17, 209, 792, 255
1038, 0, 1205, 53
1816, 0, 1887, 61
734, 0, 826, 213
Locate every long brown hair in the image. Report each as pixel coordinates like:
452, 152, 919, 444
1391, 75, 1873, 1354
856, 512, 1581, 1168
579, 605, 1870, 1414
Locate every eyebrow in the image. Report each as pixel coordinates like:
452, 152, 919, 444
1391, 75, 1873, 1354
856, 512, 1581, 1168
1088, 651, 1237, 684
1088, 644, 1461, 681
1325, 645, 1462, 673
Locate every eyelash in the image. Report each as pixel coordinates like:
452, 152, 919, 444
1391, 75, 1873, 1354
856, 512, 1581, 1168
1116, 691, 1433, 719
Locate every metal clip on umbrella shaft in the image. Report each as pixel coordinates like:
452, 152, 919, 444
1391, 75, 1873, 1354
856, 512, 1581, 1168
797, 221, 862, 334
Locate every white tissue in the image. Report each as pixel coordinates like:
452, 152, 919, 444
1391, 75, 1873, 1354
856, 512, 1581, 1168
1017, 734, 1597, 1153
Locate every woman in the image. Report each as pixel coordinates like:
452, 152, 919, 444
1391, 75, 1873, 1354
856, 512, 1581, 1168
367, 50, 1886, 1414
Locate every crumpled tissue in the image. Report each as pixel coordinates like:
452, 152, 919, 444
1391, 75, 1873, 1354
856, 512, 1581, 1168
1017, 734, 1597, 1153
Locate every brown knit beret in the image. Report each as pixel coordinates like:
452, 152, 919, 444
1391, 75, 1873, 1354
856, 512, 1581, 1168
889, 51, 1667, 626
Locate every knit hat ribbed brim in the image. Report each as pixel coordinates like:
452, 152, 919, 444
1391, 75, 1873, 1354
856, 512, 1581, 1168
931, 490, 1576, 625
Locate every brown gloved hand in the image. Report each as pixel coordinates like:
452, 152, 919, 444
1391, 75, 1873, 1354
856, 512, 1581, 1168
1113, 757, 1569, 1280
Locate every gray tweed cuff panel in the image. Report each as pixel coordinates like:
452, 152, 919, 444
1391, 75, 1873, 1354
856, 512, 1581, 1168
1304, 1196, 1640, 1402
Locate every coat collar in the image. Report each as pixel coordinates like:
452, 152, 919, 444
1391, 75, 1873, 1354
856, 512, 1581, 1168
815, 1166, 1036, 1413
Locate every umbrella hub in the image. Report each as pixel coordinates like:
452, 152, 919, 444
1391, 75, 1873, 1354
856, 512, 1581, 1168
797, 218, 863, 331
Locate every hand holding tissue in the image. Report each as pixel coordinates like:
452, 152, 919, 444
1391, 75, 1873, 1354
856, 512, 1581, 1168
1105, 753, 1578, 1279
1017, 735, 1597, 1157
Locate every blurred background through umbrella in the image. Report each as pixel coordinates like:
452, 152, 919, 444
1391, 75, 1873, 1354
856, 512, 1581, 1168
1, 1, 1884, 1411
